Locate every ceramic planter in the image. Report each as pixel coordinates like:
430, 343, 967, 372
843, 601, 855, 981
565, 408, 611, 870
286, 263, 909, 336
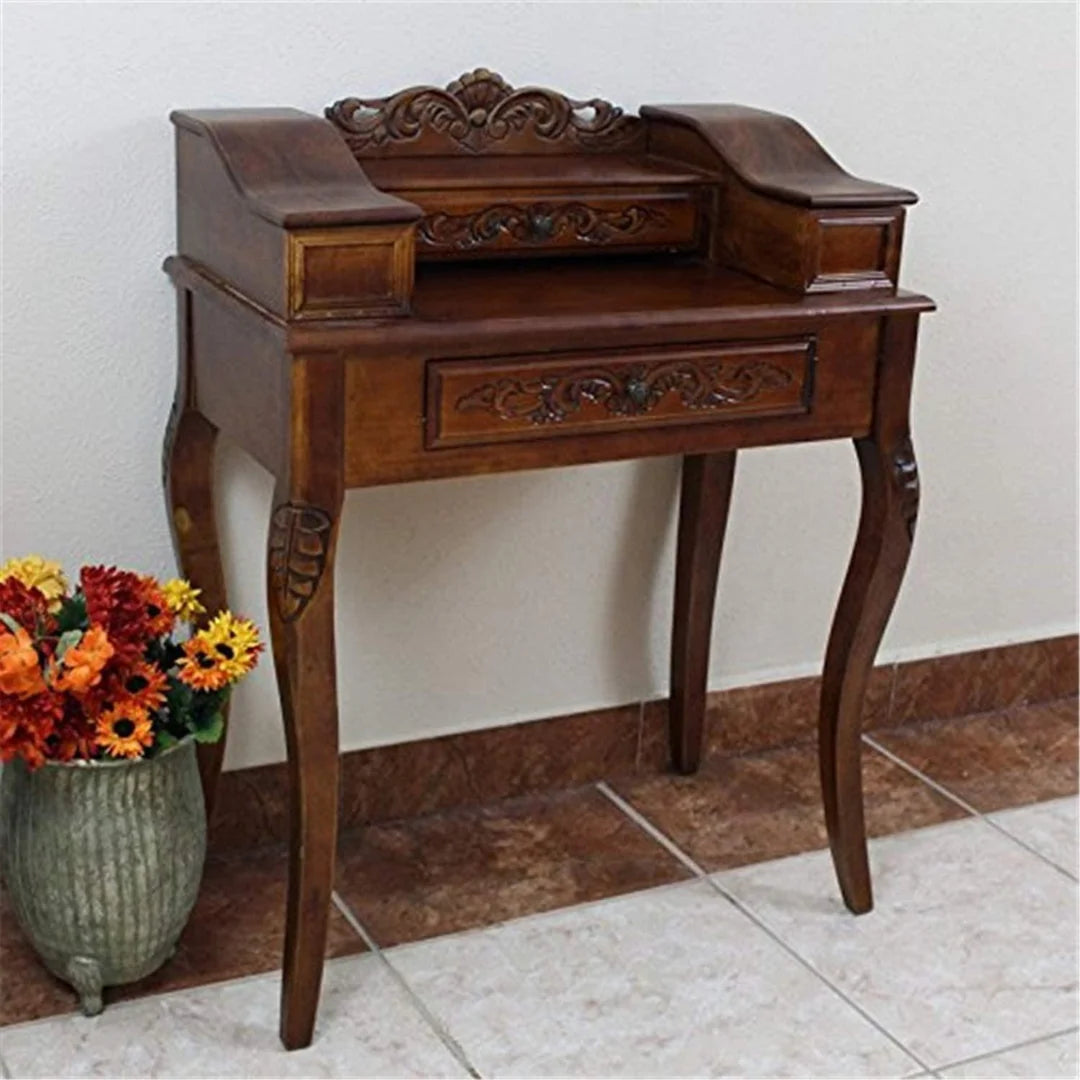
0, 737, 206, 1014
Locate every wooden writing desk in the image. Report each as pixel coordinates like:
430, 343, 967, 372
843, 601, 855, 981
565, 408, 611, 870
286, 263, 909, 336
163, 69, 934, 1049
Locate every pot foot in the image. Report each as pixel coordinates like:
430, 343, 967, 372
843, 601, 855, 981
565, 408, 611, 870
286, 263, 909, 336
67, 955, 103, 1016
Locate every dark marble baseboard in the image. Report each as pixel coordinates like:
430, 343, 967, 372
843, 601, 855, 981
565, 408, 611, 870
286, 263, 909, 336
209, 633, 1077, 852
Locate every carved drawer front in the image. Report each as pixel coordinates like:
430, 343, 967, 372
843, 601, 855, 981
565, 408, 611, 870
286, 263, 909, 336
414, 191, 699, 258
426, 338, 814, 449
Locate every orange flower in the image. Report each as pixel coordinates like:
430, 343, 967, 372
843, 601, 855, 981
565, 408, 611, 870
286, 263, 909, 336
176, 634, 231, 692
139, 576, 175, 638
95, 703, 153, 759
113, 661, 167, 713
0, 626, 46, 698
53, 625, 115, 695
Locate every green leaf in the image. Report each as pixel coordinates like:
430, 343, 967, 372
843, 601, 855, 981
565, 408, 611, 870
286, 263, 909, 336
192, 713, 224, 744
55, 628, 83, 661
0, 612, 22, 634
55, 593, 87, 633
155, 730, 179, 751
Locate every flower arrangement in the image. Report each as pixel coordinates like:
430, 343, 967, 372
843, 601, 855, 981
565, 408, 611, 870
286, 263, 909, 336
0, 555, 262, 767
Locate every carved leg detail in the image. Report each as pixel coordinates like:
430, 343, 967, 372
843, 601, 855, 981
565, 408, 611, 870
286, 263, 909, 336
267, 490, 341, 1051
267, 351, 346, 1052
670, 451, 737, 774
163, 289, 230, 815
820, 314, 920, 914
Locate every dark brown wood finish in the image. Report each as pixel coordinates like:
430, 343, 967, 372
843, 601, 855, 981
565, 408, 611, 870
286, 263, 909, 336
265, 351, 345, 1050
163, 70, 933, 1048
670, 453, 737, 773
819, 313, 921, 913
163, 288, 232, 812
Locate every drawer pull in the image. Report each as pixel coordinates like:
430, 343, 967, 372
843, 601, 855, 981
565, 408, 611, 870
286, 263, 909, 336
456, 358, 794, 426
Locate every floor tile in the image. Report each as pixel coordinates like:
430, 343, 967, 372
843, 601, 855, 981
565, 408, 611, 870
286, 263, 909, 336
873, 699, 1078, 812
938, 1030, 1079, 1078
335, 784, 691, 947
611, 739, 967, 871
716, 817, 1078, 1067
0, 954, 466, 1078
888, 638, 1078, 727
637, 667, 895, 769
987, 797, 1078, 877
339, 705, 640, 835
386, 879, 919, 1078
1, 845, 364, 1026
0, 889, 76, 1027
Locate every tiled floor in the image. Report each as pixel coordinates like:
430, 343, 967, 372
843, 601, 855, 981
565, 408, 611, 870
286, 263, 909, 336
1, 697, 1076, 1078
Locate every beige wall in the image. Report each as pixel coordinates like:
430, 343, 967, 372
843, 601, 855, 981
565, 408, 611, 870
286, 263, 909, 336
3, 2, 1076, 769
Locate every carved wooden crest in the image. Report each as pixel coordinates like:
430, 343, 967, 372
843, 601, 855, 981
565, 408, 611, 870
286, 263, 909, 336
326, 67, 641, 156
268, 502, 332, 622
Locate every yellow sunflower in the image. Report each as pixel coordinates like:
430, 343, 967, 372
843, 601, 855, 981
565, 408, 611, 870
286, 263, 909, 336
0, 555, 67, 611
176, 631, 231, 692
161, 578, 205, 622
202, 612, 263, 681
95, 704, 153, 760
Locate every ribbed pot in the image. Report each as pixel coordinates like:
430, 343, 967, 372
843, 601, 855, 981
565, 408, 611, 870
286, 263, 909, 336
0, 737, 206, 1015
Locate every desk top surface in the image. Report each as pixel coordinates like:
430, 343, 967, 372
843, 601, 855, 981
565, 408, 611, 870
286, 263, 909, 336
412, 256, 933, 321
271, 256, 934, 354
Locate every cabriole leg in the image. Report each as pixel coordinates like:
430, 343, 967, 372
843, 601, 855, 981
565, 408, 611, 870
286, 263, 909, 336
266, 353, 345, 1051
820, 314, 920, 913
669, 451, 737, 773
163, 288, 230, 814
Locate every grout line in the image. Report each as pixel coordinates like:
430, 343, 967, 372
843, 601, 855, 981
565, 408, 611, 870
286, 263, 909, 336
597, 781, 707, 877
930, 1024, 1079, 1075
0, 959, 308, 1035
331, 892, 482, 1079
861, 734, 987, 818
596, 782, 934, 1075
864, 734, 1080, 883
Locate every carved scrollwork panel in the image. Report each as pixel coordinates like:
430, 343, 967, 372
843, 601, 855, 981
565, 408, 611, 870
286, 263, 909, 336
268, 503, 333, 622
417, 201, 668, 250
456, 360, 795, 427
326, 67, 640, 155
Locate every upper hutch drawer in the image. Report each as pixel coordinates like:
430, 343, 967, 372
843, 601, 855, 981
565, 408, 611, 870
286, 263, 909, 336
425, 338, 814, 449
411, 190, 701, 258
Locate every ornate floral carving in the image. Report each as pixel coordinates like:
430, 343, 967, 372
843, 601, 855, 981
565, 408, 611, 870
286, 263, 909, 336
418, 201, 666, 250
456, 360, 794, 426
268, 503, 333, 622
891, 434, 919, 539
326, 67, 638, 154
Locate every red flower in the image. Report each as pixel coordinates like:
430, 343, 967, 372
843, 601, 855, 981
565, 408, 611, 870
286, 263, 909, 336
46, 700, 97, 762
0, 578, 51, 635
80, 565, 150, 665
0, 690, 63, 768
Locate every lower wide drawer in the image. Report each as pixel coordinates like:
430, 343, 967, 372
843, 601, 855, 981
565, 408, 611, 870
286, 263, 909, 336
425, 338, 815, 449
